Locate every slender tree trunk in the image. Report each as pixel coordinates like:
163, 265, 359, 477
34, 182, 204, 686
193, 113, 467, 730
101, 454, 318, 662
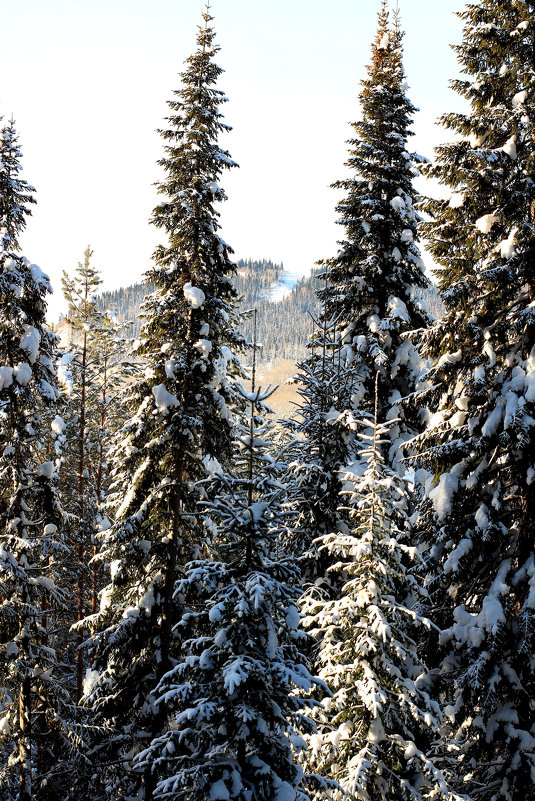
246, 309, 258, 567
18, 589, 32, 801
76, 329, 87, 705
160, 452, 183, 675
92, 356, 108, 621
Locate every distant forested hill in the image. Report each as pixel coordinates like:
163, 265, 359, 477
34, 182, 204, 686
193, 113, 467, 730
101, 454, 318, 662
94, 259, 443, 366
235, 260, 322, 364
95, 259, 321, 366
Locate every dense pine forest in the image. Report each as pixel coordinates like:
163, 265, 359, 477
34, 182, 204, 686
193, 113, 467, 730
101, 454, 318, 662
1, 2, 535, 800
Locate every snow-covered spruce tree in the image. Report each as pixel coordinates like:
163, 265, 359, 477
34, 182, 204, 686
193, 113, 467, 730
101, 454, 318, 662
301, 375, 459, 801
79, 11, 246, 800
410, 2, 535, 799
319, 1, 429, 461
135, 367, 328, 801
0, 119, 35, 255
283, 312, 356, 575
0, 118, 73, 801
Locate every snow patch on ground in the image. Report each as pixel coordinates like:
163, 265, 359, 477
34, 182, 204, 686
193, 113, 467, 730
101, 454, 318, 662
267, 270, 301, 303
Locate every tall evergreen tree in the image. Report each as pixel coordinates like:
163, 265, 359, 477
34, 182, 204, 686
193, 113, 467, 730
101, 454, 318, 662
287, 7, 448, 798
412, 2, 535, 798
301, 377, 459, 801
319, 0, 429, 459
0, 118, 36, 257
286, 2, 431, 589
136, 364, 326, 801
80, 10, 246, 800
0, 118, 72, 801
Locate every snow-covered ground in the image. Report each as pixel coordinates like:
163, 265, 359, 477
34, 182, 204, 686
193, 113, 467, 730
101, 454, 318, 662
267, 270, 301, 302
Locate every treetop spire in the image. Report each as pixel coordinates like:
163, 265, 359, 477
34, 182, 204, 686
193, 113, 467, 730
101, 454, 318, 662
0, 117, 36, 256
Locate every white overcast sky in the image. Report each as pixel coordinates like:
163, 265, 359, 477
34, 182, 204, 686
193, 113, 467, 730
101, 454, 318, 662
0, 0, 464, 319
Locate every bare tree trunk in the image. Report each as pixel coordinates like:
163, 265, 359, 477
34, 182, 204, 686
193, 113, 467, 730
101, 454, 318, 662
160, 453, 183, 676
76, 329, 87, 705
18, 597, 32, 801
528, 12, 535, 301
92, 356, 108, 622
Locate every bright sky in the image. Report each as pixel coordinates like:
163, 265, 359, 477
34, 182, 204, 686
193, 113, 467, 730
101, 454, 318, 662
0, 0, 464, 319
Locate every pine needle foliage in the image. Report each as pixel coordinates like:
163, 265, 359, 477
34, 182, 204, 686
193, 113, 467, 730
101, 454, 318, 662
283, 313, 356, 575
58, 247, 136, 715
0, 118, 36, 256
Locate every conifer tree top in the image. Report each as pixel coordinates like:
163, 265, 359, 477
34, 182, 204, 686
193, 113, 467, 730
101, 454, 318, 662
0, 118, 36, 257
329, 0, 423, 275
150, 6, 237, 279
314, 0, 429, 440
